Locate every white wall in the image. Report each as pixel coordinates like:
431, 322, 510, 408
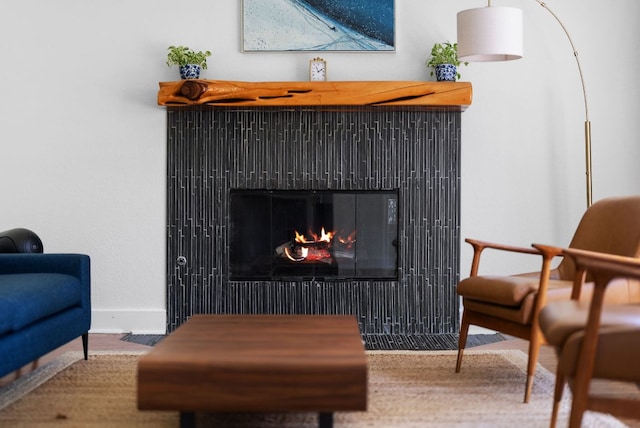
1, 0, 638, 333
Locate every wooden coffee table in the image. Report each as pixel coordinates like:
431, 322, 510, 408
137, 314, 368, 428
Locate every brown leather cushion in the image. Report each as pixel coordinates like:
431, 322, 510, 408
457, 275, 543, 307
457, 274, 575, 306
461, 296, 535, 324
461, 279, 580, 324
460, 277, 638, 325
561, 326, 640, 381
540, 300, 640, 380
557, 196, 640, 281
539, 300, 640, 345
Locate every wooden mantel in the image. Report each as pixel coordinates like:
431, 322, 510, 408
157, 80, 472, 110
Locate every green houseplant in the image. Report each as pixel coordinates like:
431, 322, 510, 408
166, 45, 212, 80
425, 42, 468, 81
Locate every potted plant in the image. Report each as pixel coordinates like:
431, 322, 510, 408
425, 42, 468, 82
166, 45, 212, 80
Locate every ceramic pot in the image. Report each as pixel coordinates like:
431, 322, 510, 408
179, 64, 201, 80
434, 64, 457, 82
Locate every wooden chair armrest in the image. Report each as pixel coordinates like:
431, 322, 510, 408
465, 238, 541, 277
466, 238, 540, 255
529, 244, 567, 306
531, 243, 564, 259
562, 247, 640, 281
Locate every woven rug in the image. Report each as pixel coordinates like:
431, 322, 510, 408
0, 350, 627, 428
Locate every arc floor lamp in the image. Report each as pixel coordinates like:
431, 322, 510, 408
456, 0, 592, 207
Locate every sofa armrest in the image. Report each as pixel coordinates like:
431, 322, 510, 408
0, 253, 91, 310
0, 253, 88, 276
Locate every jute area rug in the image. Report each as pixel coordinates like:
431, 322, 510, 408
0, 350, 626, 428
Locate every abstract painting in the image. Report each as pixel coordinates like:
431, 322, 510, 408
242, 0, 395, 52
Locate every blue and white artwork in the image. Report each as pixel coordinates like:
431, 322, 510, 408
242, 0, 395, 52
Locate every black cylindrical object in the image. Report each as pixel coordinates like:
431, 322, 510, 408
0, 228, 44, 253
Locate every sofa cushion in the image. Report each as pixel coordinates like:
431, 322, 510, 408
0, 273, 82, 335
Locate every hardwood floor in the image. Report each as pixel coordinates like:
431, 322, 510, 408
0, 334, 151, 387
2, 334, 638, 426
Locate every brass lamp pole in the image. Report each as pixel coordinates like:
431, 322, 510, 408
457, 0, 593, 207
534, 1, 592, 207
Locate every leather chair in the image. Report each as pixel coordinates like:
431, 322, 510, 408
455, 196, 640, 403
539, 247, 640, 428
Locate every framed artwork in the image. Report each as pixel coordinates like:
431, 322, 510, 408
242, 0, 395, 52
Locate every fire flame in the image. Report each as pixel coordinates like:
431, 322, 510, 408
282, 227, 355, 263
295, 227, 333, 244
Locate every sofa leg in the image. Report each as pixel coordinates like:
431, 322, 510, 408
82, 333, 89, 360
12, 359, 38, 381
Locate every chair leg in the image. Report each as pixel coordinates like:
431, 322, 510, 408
568, 402, 586, 428
568, 374, 590, 428
549, 368, 565, 428
524, 332, 542, 403
82, 333, 89, 360
455, 314, 470, 373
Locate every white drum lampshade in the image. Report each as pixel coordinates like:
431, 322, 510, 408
457, 6, 523, 62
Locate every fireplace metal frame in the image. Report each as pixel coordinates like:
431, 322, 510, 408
228, 188, 400, 282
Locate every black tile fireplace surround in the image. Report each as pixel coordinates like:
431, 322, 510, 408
166, 106, 461, 336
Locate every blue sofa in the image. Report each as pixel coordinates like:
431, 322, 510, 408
0, 253, 91, 377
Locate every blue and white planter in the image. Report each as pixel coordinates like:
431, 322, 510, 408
434, 64, 457, 82
179, 64, 201, 80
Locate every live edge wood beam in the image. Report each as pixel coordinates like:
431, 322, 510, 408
157, 80, 472, 110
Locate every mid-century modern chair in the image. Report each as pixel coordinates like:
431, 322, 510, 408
539, 247, 640, 428
455, 195, 640, 403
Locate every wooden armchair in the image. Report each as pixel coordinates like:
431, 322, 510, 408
455, 196, 640, 403
539, 247, 640, 428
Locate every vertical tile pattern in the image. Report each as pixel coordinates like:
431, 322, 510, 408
167, 107, 461, 335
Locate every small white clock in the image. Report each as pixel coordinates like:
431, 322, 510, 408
309, 57, 327, 81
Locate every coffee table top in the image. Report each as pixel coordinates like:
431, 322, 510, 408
138, 314, 368, 413
143, 314, 366, 366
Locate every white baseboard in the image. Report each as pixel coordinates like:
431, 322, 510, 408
89, 309, 166, 335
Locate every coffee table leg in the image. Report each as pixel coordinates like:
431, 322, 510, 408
180, 411, 195, 428
318, 412, 333, 428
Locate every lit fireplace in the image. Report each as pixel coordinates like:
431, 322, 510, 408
230, 190, 398, 280
165, 106, 463, 336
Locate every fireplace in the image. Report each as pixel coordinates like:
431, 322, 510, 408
166, 106, 462, 336
229, 190, 399, 281
163, 79, 471, 338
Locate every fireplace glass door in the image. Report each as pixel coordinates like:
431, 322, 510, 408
230, 190, 398, 280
